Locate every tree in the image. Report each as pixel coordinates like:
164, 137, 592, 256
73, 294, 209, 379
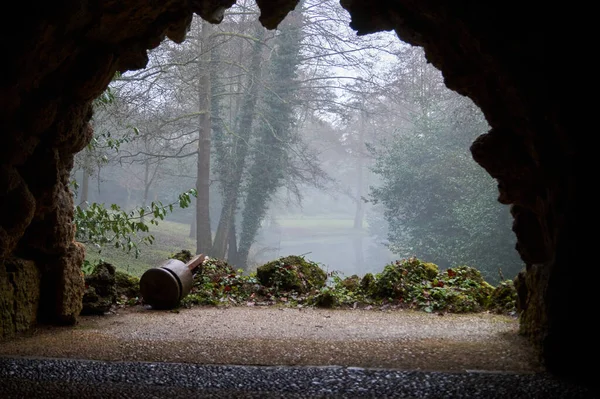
74, 85, 198, 259
211, 23, 266, 259
367, 46, 522, 282
75, 189, 197, 257
195, 20, 214, 254
73, 84, 137, 208
235, 7, 304, 268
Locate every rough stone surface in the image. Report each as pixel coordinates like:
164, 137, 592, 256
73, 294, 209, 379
38, 243, 86, 325
0, 258, 40, 338
115, 270, 141, 299
1, 358, 594, 399
0, 0, 587, 386
0, 0, 238, 337
337, 0, 584, 384
81, 263, 117, 316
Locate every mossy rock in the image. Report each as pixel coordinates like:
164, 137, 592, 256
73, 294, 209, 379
422, 262, 440, 280
373, 257, 440, 299
81, 262, 116, 315
442, 265, 488, 284
196, 257, 236, 284
487, 280, 517, 314
314, 289, 336, 308
81, 286, 114, 315
443, 291, 484, 313
170, 249, 193, 263
115, 270, 140, 299
1, 258, 41, 339
340, 275, 361, 291
440, 266, 494, 310
360, 273, 376, 294
256, 255, 327, 293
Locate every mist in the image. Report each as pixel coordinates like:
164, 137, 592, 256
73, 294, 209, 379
73, 0, 523, 285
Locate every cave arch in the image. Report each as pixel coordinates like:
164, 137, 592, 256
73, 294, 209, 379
0, 0, 587, 385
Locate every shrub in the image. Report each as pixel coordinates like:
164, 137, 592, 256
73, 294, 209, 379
487, 279, 518, 314
115, 270, 140, 299
256, 255, 327, 294
373, 257, 440, 300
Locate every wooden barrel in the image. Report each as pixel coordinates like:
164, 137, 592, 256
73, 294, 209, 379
139, 259, 194, 309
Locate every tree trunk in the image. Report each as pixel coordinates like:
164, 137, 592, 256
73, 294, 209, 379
227, 216, 238, 266
237, 10, 303, 268
196, 20, 213, 255
212, 200, 235, 258
211, 25, 265, 258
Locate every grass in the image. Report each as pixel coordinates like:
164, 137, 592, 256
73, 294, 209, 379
83, 216, 367, 277
84, 220, 196, 277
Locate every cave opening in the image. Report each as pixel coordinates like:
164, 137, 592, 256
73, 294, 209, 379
0, 0, 591, 388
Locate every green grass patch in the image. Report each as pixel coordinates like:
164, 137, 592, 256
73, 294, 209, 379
84, 220, 195, 277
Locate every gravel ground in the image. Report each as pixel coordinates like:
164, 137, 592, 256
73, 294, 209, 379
0, 306, 540, 372
0, 357, 595, 398
0, 305, 595, 398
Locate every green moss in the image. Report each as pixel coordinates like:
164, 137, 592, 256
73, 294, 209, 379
340, 275, 360, 291
100, 248, 514, 316
256, 255, 327, 293
198, 257, 235, 283
438, 266, 494, 312
180, 293, 220, 306
314, 289, 336, 308
81, 262, 116, 315
487, 279, 517, 314
0, 258, 40, 339
181, 257, 260, 308
443, 291, 482, 313
360, 273, 376, 295
114, 270, 140, 298
422, 262, 440, 280
373, 257, 440, 300
170, 249, 193, 263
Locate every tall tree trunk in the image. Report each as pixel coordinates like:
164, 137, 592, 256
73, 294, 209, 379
231, 14, 248, 126
213, 200, 236, 258
211, 26, 265, 258
196, 20, 214, 254
237, 9, 303, 268
227, 216, 238, 265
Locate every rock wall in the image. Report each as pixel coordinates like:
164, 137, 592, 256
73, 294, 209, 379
0, 0, 236, 337
339, 1, 585, 383
0, 0, 588, 385
0, 258, 40, 338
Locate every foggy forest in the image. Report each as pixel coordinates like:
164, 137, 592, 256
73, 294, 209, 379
73, 0, 523, 285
